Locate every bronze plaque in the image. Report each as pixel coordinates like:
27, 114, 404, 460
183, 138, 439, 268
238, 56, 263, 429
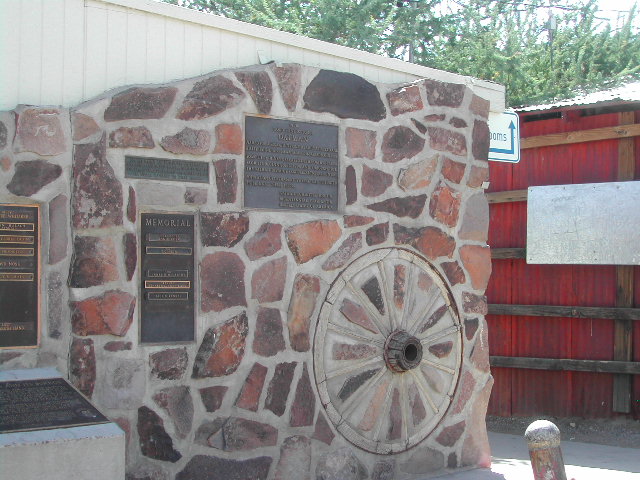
0, 204, 39, 349
125, 156, 209, 183
244, 116, 339, 211
140, 213, 195, 343
0, 377, 109, 433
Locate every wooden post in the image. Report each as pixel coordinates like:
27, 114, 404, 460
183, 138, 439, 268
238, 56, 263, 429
525, 420, 567, 480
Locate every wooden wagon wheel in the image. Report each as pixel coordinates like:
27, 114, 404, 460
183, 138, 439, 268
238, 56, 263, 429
313, 248, 462, 454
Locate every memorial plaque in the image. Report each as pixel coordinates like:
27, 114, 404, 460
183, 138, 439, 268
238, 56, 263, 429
0, 204, 39, 349
125, 156, 209, 183
244, 116, 339, 212
140, 213, 195, 343
0, 377, 109, 433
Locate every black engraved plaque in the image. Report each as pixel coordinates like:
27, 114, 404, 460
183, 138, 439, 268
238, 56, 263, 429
244, 116, 339, 212
0, 377, 109, 433
125, 156, 209, 183
140, 213, 195, 343
0, 204, 39, 348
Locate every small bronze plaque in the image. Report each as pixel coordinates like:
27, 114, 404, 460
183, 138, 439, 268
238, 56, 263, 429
125, 156, 209, 183
244, 116, 339, 212
0, 204, 39, 349
140, 213, 195, 343
0, 377, 109, 433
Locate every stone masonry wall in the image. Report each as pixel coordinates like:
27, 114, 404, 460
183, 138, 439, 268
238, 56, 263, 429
0, 63, 493, 479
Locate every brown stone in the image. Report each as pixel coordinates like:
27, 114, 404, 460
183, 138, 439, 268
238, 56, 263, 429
253, 307, 285, 357
160, 127, 210, 155
104, 341, 132, 352
177, 75, 244, 120
437, 420, 466, 447
398, 155, 438, 191
316, 447, 368, 480
184, 187, 207, 205
70, 337, 95, 398
470, 324, 490, 373
460, 245, 492, 290
69, 236, 119, 288
7, 159, 62, 196
71, 290, 135, 336
235, 71, 273, 114
201, 212, 249, 247
105, 87, 177, 121
381, 126, 424, 163
393, 224, 455, 259
109, 126, 154, 148
442, 261, 466, 286
150, 348, 188, 380
344, 215, 374, 227
450, 117, 468, 128
192, 312, 248, 378
214, 158, 238, 204
429, 182, 461, 227
272, 64, 302, 112
275, 435, 311, 480
427, 127, 467, 156
252, 256, 287, 302
303, 70, 386, 121
467, 165, 489, 188
137, 406, 181, 462
214, 124, 243, 154
472, 120, 491, 161
461, 377, 493, 468
470, 94, 490, 119
123, 233, 137, 281
340, 298, 379, 334
412, 118, 427, 134
345, 165, 357, 205
448, 453, 458, 469
429, 341, 454, 358
345, 127, 376, 159
15, 108, 66, 155
463, 292, 488, 315
198, 386, 228, 412
176, 455, 272, 480
312, 411, 335, 445
235, 362, 268, 412
367, 195, 426, 219
201, 252, 246, 312
409, 382, 426, 426
223, 417, 278, 451
387, 85, 423, 116
72, 113, 100, 142
424, 113, 446, 123
366, 222, 389, 246
290, 364, 315, 427
0, 156, 11, 171
127, 186, 136, 223
442, 157, 466, 184
465, 317, 479, 341
286, 220, 341, 264
388, 388, 402, 440
73, 135, 123, 229
322, 232, 362, 271
245, 223, 282, 260
394, 265, 406, 310
338, 369, 380, 402
287, 274, 321, 352
452, 370, 476, 415
459, 192, 489, 242
49, 194, 68, 265
423, 79, 466, 107
264, 362, 296, 416
153, 386, 193, 439
361, 164, 392, 197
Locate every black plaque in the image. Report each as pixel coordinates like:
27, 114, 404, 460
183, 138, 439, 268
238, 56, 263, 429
125, 156, 209, 183
244, 116, 339, 212
140, 213, 195, 343
0, 377, 109, 433
0, 204, 39, 349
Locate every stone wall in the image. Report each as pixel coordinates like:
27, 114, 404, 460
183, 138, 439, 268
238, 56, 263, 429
0, 63, 493, 479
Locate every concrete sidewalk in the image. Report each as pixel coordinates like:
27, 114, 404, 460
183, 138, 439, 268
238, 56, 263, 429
437, 432, 640, 479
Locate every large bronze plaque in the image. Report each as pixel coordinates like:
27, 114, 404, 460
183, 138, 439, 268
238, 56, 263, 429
0, 377, 109, 433
244, 116, 339, 212
125, 156, 209, 183
140, 213, 195, 344
0, 204, 39, 349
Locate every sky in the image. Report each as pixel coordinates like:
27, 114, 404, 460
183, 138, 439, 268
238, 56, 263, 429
596, 0, 639, 27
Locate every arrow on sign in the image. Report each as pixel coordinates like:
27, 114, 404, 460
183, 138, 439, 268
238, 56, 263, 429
489, 121, 516, 155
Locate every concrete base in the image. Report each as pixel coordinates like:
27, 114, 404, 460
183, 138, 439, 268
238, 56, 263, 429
0, 368, 125, 480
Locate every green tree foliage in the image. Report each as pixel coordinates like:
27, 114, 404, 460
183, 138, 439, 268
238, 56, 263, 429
164, 0, 640, 106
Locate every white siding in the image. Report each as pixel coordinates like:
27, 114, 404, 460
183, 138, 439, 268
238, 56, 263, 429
0, 0, 505, 111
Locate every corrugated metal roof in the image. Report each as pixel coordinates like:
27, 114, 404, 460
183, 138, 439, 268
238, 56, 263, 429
516, 81, 640, 112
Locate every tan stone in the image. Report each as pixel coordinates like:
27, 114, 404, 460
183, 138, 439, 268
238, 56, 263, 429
285, 220, 341, 264
460, 245, 492, 291
398, 155, 439, 191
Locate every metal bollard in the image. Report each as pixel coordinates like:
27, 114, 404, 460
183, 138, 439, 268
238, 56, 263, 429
524, 420, 567, 480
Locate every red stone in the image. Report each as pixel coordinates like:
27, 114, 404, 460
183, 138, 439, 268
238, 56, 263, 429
340, 298, 379, 334
127, 186, 136, 223
253, 307, 286, 357
470, 325, 490, 373
192, 312, 248, 378
381, 126, 425, 163
109, 126, 154, 148
442, 261, 466, 286
235, 363, 268, 412
286, 220, 341, 264
70, 337, 95, 398
48, 194, 68, 265
436, 421, 466, 447
345, 165, 357, 205
264, 362, 296, 416
412, 118, 427, 134
177, 76, 244, 120
367, 195, 427, 219
312, 412, 335, 445
429, 341, 453, 358
153, 386, 194, 439
251, 256, 287, 302
398, 155, 438, 191
72, 113, 100, 142
451, 370, 476, 415
184, 187, 207, 205
465, 317, 479, 341
198, 386, 228, 412
137, 406, 181, 462
0, 156, 11, 171
409, 382, 426, 426
441, 157, 466, 184
200, 252, 247, 312
344, 215, 374, 227
322, 232, 362, 271
427, 127, 467, 156
359, 378, 391, 431
332, 343, 378, 360
287, 274, 320, 352
424, 114, 446, 122
463, 292, 488, 315
394, 265, 406, 309
7, 160, 62, 196
272, 64, 302, 112
244, 223, 282, 260
345, 127, 377, 159
150, 348, 188, 380
105, 87, 177, 121
461, 377, 493, 468
423, 79, 466, 107
429, 182, 461, 227
459, 192, 489, 242
472, 120, 490, 161
123, 233, 137, 281
366, 222, 388, 246
393, 224, 455, 260
387, 85, 423, 116
388, 388, 402, 440
470, 94, 490, 119
201, 212, 248, 247
14, 108, 66, 155
275, 435, 311, 480
290, 363, 315, 427
235, 71, 273, 114
69, 236, 119, 288
450, 117, 468, 128
467, 165, 489, 188
214, 124, 243, 154
160, 127, 210, 155
71, 290, 135, 336
460, 245, 492, 290
214, 158, 238, 204
361, 164, 393, 197
104, 341, 132, 351
223, 417, 278, 451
